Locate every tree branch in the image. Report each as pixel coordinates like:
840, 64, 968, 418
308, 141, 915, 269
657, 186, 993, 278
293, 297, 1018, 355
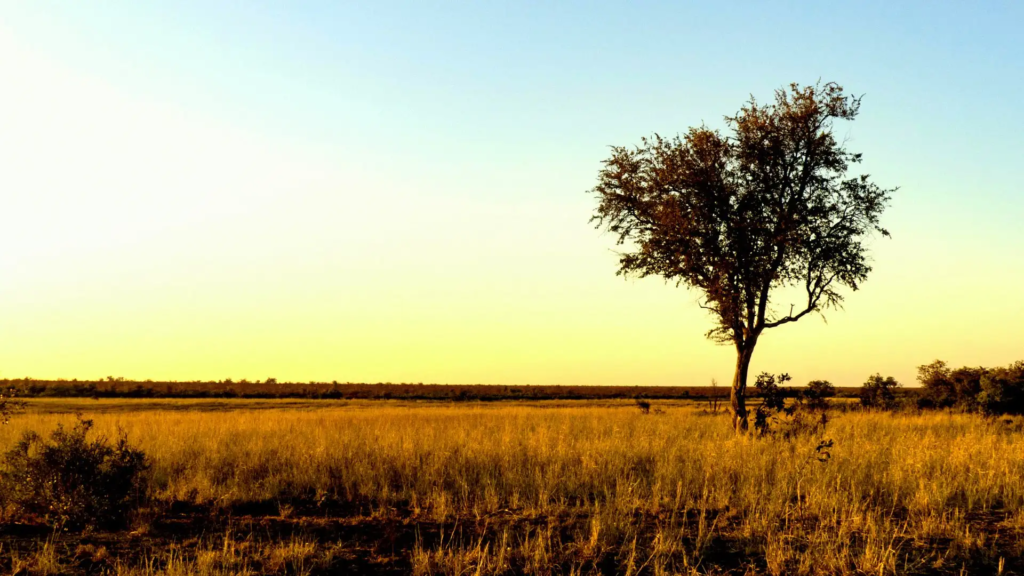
761, 303, 817, 329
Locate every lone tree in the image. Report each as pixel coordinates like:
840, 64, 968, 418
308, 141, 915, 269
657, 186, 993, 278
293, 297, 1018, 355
591, 82, 893, 432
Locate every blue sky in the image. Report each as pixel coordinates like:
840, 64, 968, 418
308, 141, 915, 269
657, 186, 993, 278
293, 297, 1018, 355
0, 2, 1021, 385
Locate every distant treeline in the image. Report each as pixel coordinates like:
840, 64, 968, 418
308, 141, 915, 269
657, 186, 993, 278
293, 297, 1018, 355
916, 360, 1024, 414
0, 377, 867, 401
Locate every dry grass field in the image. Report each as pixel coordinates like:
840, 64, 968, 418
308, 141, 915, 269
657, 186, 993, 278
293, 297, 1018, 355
3, 398, 1024, 575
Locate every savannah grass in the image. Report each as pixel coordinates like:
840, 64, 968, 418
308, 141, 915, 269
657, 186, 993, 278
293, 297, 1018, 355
2, 400, 1023, 575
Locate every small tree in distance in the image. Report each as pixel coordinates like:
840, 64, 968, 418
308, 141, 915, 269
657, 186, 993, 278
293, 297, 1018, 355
706, 378, 722, 413
591, 82, 894, 432
860, 374, 900, 410
804, 380, 836, 411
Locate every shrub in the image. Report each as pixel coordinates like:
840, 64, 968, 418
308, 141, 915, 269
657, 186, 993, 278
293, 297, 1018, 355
705, 378, 723, 413
753, 372, 791, 435
917, 359, 1024, 414
0, 386, 26, 425
753, 372, 831, 439
1, 417, 149, 530
859, 374, 900, 410
803, 380, 835, 411
634, 398, 651, 414
977, 362, 1024, 415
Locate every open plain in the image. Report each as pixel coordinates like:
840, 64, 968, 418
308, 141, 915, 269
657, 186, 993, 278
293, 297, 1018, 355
3, 398, 1024, 575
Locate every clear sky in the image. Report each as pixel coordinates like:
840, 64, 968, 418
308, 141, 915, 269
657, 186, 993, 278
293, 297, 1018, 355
1, 2, 1021, 386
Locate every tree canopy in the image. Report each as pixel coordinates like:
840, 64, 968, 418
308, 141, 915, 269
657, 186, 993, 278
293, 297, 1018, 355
592, 82, 892, 347
591, 82, 894, 430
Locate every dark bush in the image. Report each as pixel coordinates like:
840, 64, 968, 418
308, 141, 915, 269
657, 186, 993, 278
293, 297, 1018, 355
860, 374, 900, 410
753, 372, 830, 439
978, 362, 1024, 415
0, 387, 23, 424
916, 360, 955, 409
917, 360, 1024, 415
1, 418, 148, 530
635, 398, 651, 414
753, 372, 791, 435
803, 380, 835, 411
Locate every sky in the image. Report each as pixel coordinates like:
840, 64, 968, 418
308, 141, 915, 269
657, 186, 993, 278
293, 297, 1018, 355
1, 1, 1021, 387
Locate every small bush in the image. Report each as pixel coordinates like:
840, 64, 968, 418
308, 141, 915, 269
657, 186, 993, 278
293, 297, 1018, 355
860, 374, 900, 410
753, 373, 830, 439
1, 417, 149, 530
803, 380, 835, 411
753, 372, 791, 435
0, 386, 24, 424
705, 378, 723, 413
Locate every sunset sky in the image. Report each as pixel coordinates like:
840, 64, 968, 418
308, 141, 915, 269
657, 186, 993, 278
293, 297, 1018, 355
1, 2, 1021, 387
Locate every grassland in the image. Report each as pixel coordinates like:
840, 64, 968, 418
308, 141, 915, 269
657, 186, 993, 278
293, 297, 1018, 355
2, 398, 1024, 575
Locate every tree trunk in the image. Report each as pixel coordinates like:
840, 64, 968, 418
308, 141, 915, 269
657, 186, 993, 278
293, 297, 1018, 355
731, 344, 756, 433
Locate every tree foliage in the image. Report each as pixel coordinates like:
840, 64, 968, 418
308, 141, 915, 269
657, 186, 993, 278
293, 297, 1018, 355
591, 82, 893, 347
752, 372, 832, 439
918, 359, 1024, 415
859, 374, 901, 410
804, 380, 836, 411
753, 372, 792, 435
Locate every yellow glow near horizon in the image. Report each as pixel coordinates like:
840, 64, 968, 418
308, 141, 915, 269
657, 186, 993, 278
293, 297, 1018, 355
1, 25, 1021, 388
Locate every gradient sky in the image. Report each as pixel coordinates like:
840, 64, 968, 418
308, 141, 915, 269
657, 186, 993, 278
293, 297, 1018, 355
1, 2, 1022, 387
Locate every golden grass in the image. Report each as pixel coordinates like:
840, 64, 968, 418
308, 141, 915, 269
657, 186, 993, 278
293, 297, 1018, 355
2, 400, 1023, 574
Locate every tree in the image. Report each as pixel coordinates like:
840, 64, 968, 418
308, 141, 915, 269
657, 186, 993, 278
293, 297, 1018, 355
590, 82, 893, 432
803, 380, 836, 411
859, 374, 900, 410
918, 359, 1024, 414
